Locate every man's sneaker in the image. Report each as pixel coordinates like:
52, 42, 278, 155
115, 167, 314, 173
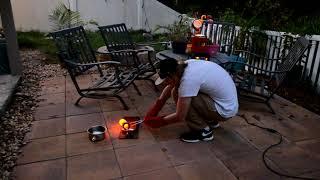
210, 122, 220, 129
180, 128, 214, 143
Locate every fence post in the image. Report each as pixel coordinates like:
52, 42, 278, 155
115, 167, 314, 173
0, 0, 22, 75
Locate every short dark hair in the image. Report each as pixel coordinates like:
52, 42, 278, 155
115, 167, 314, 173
158, 58, 178, 79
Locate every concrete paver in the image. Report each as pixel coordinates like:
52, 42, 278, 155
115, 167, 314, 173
66, 112, 105, 134
67, 150, 121, 180
208, 127, 258, 160
115, 143, 171, 176
13, 158, 66, 180
266, 143, 320, 176
123, 167, 181, 180
222, 152, 282, 180
17, 135, 66, 164
160, 139, 215, 166
66, 132, 113, 156
29, 117, 65, 139
34, 103, 66, 120
175, 156, 237, 180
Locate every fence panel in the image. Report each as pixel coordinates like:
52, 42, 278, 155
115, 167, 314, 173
231, 29, 320, 92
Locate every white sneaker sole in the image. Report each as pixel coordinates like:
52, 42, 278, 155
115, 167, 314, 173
212, 123, 220, 129
181, 135, 214, 143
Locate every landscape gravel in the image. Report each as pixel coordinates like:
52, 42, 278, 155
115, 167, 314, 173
0, 50, 65, 180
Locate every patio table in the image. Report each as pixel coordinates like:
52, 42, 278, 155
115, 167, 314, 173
155, 50, 234, 65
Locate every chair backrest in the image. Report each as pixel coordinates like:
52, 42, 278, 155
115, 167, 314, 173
50, 26, 97, 76
98, 23, 135, 51
231, 36, 308, 101
275, 36, 309, 86
201, 21, 236, 55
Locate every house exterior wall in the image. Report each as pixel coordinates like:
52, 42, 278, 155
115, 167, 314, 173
6, 0, 180, 32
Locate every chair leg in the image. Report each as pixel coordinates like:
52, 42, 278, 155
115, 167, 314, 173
116, 95, 129, 110
132, 82, 142, 96
75, 96, 84, 106
266, 101, 275, 114
97, 65, 104, 77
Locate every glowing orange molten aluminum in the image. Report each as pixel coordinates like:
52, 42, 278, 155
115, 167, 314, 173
118, 116, 141, 139
119, 118, 129, 130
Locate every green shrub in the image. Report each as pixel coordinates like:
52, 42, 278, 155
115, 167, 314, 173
17, 29, 170, 64
85, 30, 104, 50
17, 31, 58, 63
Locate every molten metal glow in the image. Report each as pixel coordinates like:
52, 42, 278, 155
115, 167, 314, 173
119, 118, 129, 130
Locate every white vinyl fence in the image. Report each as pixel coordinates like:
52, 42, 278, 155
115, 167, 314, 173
3, 0, 180, 32
237, 29, 320, 92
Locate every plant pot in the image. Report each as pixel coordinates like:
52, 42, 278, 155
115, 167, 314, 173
172, 41, 187, 54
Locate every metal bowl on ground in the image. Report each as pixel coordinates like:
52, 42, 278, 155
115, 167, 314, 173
87, 125, 106, 142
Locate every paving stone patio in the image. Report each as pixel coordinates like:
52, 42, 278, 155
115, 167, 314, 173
13, 74, 320, 180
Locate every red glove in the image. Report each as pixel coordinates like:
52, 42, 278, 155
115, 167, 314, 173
144, 116, 168, 128
145, 99, 166, 117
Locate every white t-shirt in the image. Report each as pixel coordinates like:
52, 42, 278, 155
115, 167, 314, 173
178, 60, 238, 118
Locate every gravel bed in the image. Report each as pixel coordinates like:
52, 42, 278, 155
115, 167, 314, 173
0, 49, 65, 180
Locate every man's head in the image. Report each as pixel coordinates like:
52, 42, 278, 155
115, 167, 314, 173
155, 58, 178, 85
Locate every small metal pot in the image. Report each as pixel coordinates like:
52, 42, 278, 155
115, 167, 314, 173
87, 125, 106, 142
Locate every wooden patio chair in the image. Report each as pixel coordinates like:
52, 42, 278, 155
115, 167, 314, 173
98, 23, 168, 90
50, 26, 142, 110
201, 21, 236, 55
223, 36, 309, 113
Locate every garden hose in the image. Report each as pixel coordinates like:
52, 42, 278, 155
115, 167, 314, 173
237, 114, 317, 180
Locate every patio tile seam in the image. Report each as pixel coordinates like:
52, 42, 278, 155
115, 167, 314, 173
108, 136, 125, 177
102, 114, 127, 176
28, 133, 66, 141
35, 116, 66, 121
218, 129, 292, 173
172, 158, 236, 180
171, 166, 185, 180
64, 83, 68, 180
99, 108, 136, 113
292, 136, 320, 143
64, 138, 115, 156
38, 89, 65, 96
110, 139, 158, 150
222, 127, 263, 151
17, 157, 66, 166
232, 126, 285, 152
294, 137, 320, 144
121, 164, 177, 179
65, 111, 105, 118
31, 117, 66, 122
28, 129, 104, 141
297, 170, 320, 179
38, 91, 66, 96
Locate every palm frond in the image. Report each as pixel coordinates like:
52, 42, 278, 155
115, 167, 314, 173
49, 2, 87, 31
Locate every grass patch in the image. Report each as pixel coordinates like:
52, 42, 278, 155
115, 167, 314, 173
17, 31, 58, 63
85, 31, 105, 50
17, 30, 168, 64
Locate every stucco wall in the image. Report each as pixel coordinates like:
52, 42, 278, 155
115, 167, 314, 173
6, 0, 180, 32
10, 0, 68, 31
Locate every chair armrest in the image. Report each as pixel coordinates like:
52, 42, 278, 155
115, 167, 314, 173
96, 49, 147, 54
135, 41, 170, 51
135, 41, 169, 46
64, 59, 120, 67
223, 61, 287, 74
233, 50, 282, 61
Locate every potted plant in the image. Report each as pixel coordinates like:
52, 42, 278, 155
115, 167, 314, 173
155, 15, 192, 54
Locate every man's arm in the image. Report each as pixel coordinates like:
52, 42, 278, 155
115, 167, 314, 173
163, 97, 192, 123
145, 84, 174, 117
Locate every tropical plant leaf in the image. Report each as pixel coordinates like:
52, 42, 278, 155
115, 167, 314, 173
49, 2, 89, 31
